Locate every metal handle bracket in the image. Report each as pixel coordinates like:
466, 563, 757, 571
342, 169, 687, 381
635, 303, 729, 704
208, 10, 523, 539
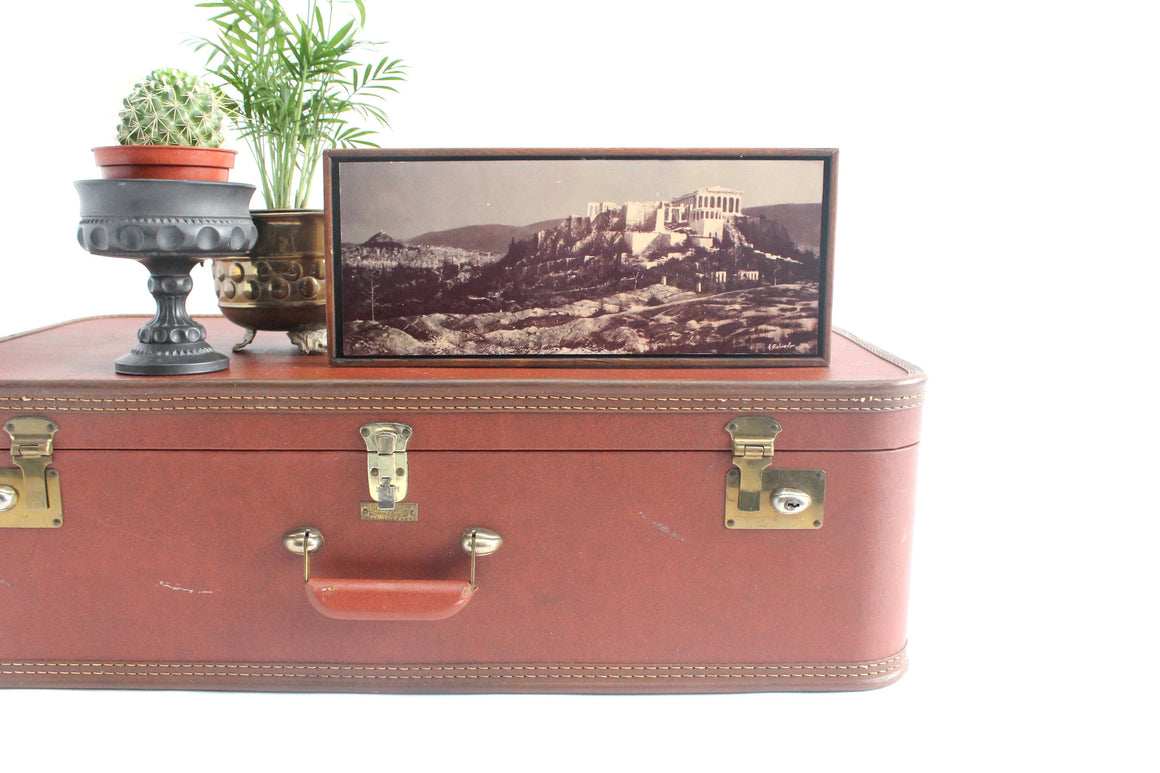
282, 526, 502, 621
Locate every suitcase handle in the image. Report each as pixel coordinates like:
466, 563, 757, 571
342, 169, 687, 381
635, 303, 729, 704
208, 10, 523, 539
282, 527, 502, 622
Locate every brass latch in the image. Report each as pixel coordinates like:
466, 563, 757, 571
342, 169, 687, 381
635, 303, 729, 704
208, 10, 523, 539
724, 417, 825, 530
1, 416, 63, 528
359, 422, 418, 521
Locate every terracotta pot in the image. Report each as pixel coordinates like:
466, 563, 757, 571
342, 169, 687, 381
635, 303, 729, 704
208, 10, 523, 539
213, 210, 328, 354
93, 145, 237, 182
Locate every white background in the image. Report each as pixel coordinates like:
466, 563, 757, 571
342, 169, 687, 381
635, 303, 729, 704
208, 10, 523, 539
2, 1, 1157, 769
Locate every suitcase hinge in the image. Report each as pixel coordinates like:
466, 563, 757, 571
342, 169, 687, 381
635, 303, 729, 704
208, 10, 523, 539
359, 422, 418, 521
724, 416, 825, 530
1, 416, 64, 528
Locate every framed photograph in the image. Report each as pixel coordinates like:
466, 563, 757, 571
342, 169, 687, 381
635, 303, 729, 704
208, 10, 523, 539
325, 149, 836, 366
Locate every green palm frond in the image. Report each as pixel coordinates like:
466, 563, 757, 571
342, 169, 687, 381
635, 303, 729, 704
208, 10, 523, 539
192, 0, 405, 209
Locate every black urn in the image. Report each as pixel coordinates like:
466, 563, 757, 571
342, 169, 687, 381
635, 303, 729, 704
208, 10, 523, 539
75, 179, 258, 375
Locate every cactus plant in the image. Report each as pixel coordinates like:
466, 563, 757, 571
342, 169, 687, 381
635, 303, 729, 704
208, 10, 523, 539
93, 68, 237, 181
116, 68, 227, 147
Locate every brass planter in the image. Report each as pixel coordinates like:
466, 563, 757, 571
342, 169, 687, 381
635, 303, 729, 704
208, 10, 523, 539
213, 210, 328, 354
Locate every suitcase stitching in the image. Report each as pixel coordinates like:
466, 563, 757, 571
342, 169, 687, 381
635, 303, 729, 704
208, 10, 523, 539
1, 395, 924, 412
833, 328, 922, 376
3, 655, 905, 670
3, 395, 924, 403
1, 653, 906, 680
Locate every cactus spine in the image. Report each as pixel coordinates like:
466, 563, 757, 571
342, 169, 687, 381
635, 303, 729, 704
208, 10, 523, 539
116, 68, 227, 147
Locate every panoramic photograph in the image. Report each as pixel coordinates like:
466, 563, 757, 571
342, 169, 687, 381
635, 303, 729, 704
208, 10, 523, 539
332, 154, 832, 361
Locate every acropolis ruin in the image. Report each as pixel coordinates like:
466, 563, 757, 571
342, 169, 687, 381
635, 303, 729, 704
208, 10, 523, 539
586, 186, 743, 255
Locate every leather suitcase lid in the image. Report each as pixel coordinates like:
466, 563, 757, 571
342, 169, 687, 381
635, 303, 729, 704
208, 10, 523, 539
0, 316, 924, 453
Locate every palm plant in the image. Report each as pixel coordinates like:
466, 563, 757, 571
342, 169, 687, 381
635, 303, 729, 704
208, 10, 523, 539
194, 0, 404, 209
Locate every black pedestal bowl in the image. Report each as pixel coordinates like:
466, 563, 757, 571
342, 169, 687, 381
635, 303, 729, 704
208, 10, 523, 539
75, 179, 258, 375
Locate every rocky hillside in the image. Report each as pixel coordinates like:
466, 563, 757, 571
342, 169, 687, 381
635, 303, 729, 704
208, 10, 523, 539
406, 219, 564, 254
343, 282, 819, 357
741, 203, 823, 252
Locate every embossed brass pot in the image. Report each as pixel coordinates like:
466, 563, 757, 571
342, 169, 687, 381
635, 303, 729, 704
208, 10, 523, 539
213, 209, 327, 353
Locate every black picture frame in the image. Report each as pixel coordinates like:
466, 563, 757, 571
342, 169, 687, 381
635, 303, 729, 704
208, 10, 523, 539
325, 148, 836, 367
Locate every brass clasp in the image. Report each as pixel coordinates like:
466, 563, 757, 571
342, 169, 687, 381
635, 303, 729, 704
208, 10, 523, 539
724, 417, 825, 530
359, 422, 418, 521
1, 416, 63, 529
726, 417, 780, 514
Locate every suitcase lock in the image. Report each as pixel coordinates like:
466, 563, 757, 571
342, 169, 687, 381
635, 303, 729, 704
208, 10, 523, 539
724, 416, 825, 530
359, 422, 419, 521
1, 416, 63, 529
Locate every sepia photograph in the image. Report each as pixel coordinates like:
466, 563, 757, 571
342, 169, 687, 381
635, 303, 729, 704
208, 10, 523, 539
328, 149, 835, 365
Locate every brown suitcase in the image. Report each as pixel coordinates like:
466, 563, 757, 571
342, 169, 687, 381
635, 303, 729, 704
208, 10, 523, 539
0, 316, 923, 693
